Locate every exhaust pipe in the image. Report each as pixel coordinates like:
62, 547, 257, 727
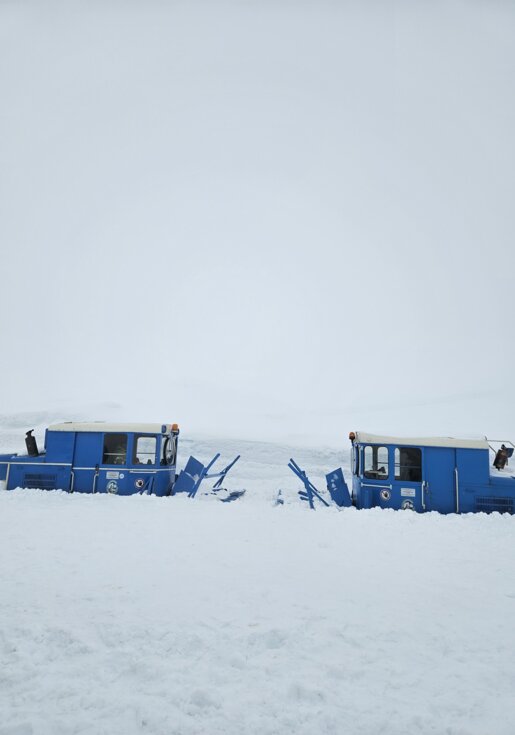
25, 430, 39, 457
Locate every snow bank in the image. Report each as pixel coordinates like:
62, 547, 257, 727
1, 488, 514, 735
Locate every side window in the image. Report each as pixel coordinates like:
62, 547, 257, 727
395, 447, 422, 482
363, 446, 389, 479
134, 436, 157, 465
102, 434, 127, 465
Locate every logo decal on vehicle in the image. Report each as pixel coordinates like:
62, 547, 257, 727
106, 480, 119, 494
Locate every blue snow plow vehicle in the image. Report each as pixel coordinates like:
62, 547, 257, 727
348, 431, 515, 514
0, 423, 241, 499
290, 431, 515, 514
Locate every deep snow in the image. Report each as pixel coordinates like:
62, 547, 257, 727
1, 429, 515, 735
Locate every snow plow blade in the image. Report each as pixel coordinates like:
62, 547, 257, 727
172, 454, 241, 499
325, 468, 352, 507
288, 458, 330, 510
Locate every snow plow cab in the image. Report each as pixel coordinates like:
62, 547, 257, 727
0, 423, 180, 496
349, 431, 515, 514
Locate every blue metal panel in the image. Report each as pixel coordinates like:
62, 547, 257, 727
0, 455, 11, 481
70, 468, 96, 493
73, 432, 103, 468
422, 447, 456, 514
173, 456, 206, 495
71, 432, 103, 493
360, 484, 373, 509
456, 448, 489, 485
468, 474, 515, 514
453, 450, 498, 513
96, 468, 127, 495
153, 447, 175, 497
7, 461, 72, 492
389, 478, 423, 511
326, 468, 352, 507
44, 431, 75, 463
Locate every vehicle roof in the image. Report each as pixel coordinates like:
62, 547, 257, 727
354, 431, 489, 450
47, 422, 173, 434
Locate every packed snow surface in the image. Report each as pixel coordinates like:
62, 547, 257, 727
1, 436, 515, 735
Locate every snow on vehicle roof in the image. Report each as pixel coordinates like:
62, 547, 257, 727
354, 431, 489, 450
47, 422, 173, 434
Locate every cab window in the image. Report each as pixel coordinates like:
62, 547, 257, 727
395, 447, 422, 481
133, 435, 157, 465
363, 446, 389, 479
102, 434, 128, 465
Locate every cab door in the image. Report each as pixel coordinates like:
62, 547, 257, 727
128, 434, 158, 495
392, 446, 424, 511
361, 445, 393, 508
98, 432, 130, 495
423, 447, 456, 514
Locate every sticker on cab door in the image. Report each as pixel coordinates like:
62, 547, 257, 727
401, 488, 416, 497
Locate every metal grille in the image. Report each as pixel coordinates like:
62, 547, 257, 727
23, 473, 57, 490
475, 496, 513, 514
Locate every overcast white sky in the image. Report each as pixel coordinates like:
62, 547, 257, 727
1, 0, 514, 445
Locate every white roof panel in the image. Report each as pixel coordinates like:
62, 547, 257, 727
48, 422, 173, 434
354, 431, 489, 450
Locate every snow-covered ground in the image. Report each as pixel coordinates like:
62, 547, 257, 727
1, 426, 515, 735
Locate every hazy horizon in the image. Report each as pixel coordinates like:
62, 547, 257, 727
1, 1, 514, 445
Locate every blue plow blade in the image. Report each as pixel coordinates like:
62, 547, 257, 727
325, 467, 352, 507
173, 454, 241, 500
288, 458, 330, 510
